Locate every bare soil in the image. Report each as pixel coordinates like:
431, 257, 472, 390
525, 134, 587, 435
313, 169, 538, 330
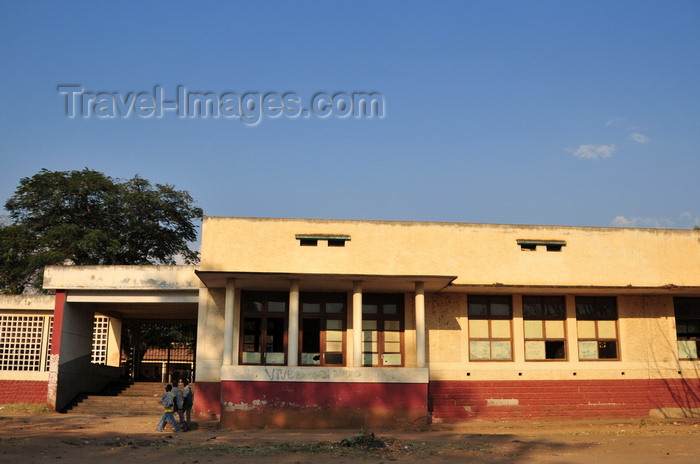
0, 411, 698, 463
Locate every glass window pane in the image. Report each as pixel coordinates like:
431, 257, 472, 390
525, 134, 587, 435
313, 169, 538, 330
362, 304, 378, 314
266, 352, 285, 364
576, 298, 595, 318
578, 341, 598, 359
362, 330, 377, 341
301, 352, 320, 365
384, 341, 401, 353
597, 320, 617, 339
363, 341, 378, 352
524, 320, 543, 338
302, 302, 320, 313
470, 341, 490, 359
243, 301, 263, 313
469, 319, 489, 338
383, 303, 398, 314
491, 319, 511, 338
268, 301, 286, 313
544, 297, 565, 318
545, 320, 565, 339
523, 301, 542, 318
686, 321, 700, 336
525, 340, 545, 360
363, 353, 378, 366
577, 320, 596, 338
325, 353, 343, 364
362, 320, 377, 331
597, 299, 616, 318
490, 296, 511, 316
326, 341, 343, 351
326, 302, 344, 314
326, 330, 343, 342
382, 353, 402, 365
384, 331, 401, 342
384, 320, 401, 331
678, 340, 698, 359
468, 295, 488, 316
326, 319, 343, 331
491, 341, 512, 359
242, 352, 261, 364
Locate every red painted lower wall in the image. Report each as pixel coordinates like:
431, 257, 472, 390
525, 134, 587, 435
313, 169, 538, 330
220, 381, 428, 429
0, 380, 48, 405
429, 378, 700, 422
193, 381, 221, 420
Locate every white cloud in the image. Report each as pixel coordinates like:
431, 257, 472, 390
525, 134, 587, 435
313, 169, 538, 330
680, 212, 700, 228
605, 117, 626, 127
572, 144, 615, 159
629, 132, 649, 144
611, 216, 674, 229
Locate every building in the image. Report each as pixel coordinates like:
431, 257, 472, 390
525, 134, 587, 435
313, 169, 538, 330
1, 217, 699, 427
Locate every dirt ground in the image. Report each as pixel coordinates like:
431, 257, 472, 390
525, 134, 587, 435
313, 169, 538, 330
0, 410, 699, 464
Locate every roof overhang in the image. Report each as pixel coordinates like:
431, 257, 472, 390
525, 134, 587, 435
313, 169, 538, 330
195, 271, 457, 293
446, 283, 700, 296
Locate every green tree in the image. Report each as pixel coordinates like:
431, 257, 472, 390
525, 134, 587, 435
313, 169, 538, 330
0, 168, 203, 293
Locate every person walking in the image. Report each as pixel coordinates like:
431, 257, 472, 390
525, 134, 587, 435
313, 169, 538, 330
171, 378, 185, 426
182, 379, 194, 429
156, 384, 181, 432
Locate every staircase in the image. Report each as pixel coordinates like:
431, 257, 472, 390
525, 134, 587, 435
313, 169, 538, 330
66, 382, 166, 416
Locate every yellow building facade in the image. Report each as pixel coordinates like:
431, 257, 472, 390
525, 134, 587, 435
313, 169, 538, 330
2, 217, 699, 427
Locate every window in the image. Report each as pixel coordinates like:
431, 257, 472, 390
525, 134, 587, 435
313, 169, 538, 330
91, 316, 109, 365
523, 296, 566, 360
362, 294, 404, 366
296, 235, 350, 247
468, 295, 513, 360
575, 296, 618, 360
674, 297, 700, 359
300, 293, 346, 366
240, 292, 288, 365
517, 239, 566, 252
0, 316, 45, 371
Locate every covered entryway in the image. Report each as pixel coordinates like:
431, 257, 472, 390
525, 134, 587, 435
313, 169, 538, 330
41, 265, 200, 411
121, 318, 197, 383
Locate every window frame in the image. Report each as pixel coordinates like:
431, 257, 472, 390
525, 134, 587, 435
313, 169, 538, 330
674, 297, 700, 360
522, 295, 567, 361
239, 291, 289, 366
468, 295, 514, 361
575, 296, 619, 361
361, 293, 405, 367
299, 292, 347, 366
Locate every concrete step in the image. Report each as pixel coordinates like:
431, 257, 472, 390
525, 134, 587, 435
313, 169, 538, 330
67, 382, 178, 416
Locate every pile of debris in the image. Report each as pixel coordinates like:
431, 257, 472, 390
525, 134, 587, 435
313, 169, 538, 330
339, 429, 386, 449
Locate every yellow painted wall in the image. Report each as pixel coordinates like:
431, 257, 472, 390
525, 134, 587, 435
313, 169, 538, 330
425, 293, 697, 381
200, 217, 700, 288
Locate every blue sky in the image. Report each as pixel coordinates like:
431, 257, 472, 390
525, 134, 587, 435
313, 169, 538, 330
1, 1, 699, 231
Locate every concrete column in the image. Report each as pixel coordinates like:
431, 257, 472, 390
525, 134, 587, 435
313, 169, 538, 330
288, 280, 300, 366
352, 281, 363, 367
415, 282, 426, 368
223, 279, 236, 366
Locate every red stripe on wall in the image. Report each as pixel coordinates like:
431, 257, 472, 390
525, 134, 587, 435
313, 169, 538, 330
0, 380, 48, 404
429, 379, 700, 422
50, 290, 66, 354
220, 381, 428, 428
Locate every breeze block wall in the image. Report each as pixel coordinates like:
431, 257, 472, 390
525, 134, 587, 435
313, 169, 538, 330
429, 378, 700, 421
0, 380, 48, 404
220, 380, 428, 429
